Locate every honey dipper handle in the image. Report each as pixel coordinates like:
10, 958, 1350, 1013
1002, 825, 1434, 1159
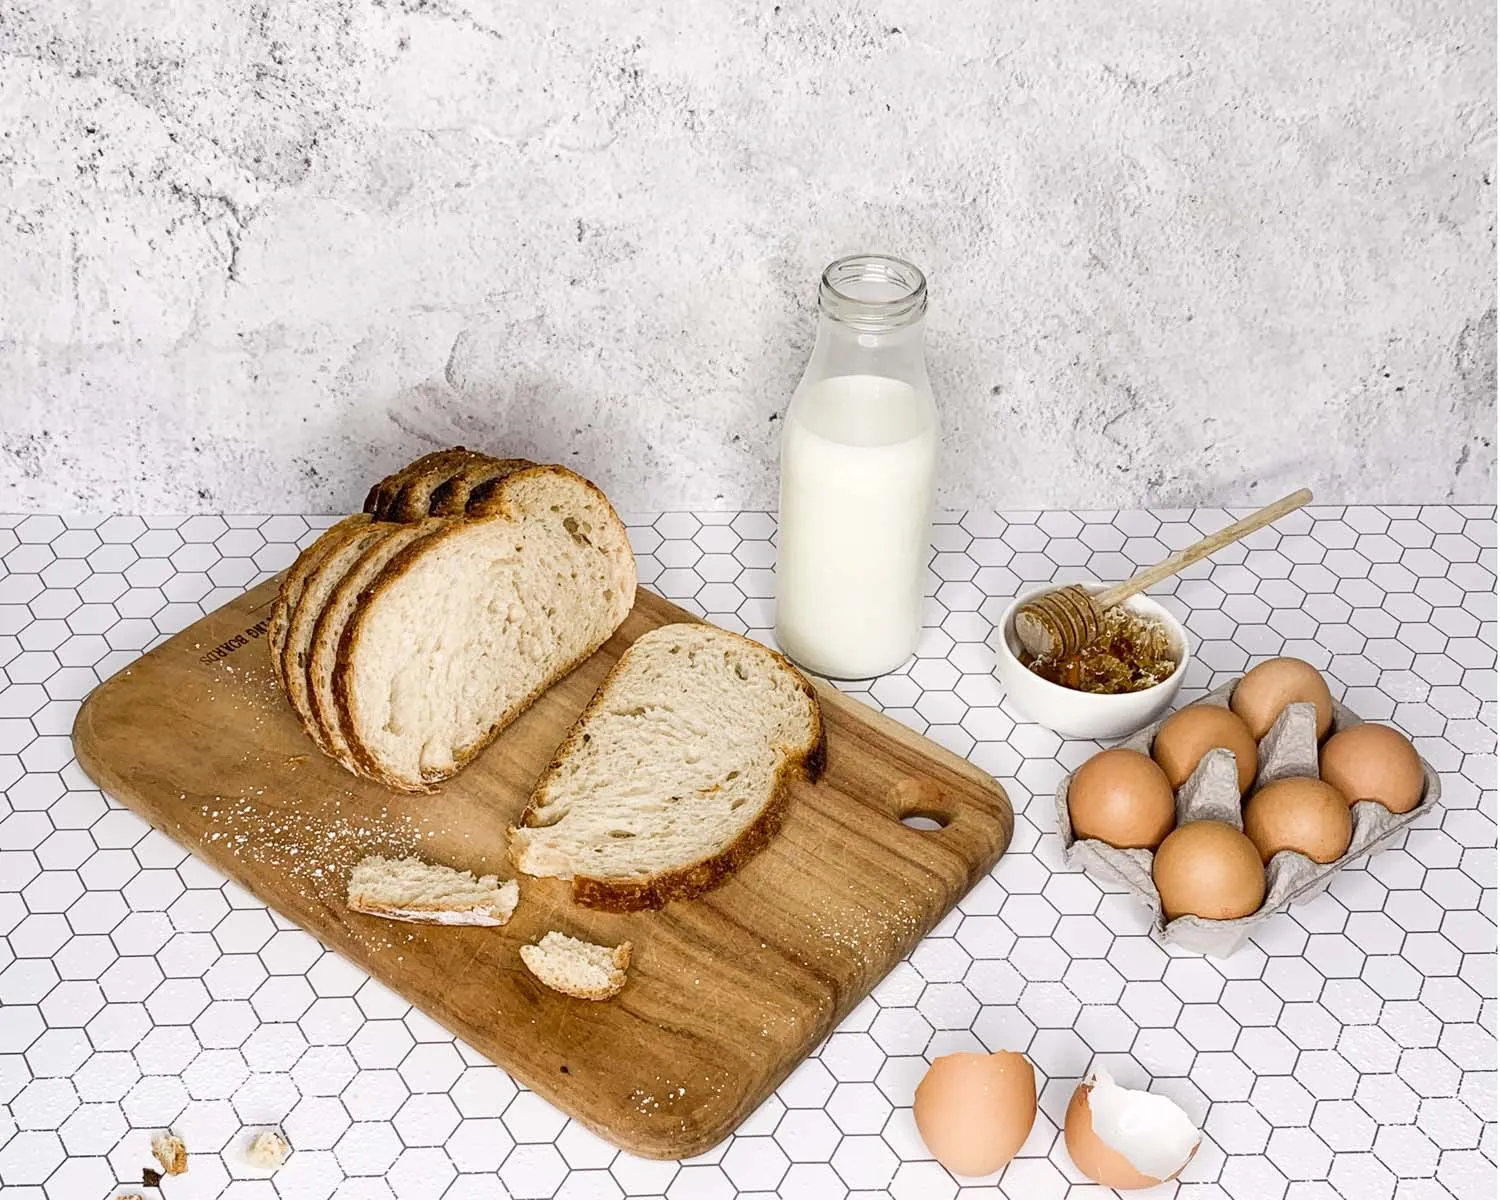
1094, 488, 1314, 608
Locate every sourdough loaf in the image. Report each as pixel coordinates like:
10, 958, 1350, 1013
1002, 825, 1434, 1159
334, 467, 635, 790
270, 451, 635, 790
510, 623, 824, 910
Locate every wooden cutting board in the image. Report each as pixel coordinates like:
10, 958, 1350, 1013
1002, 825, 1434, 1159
73, 578, 1013, 1159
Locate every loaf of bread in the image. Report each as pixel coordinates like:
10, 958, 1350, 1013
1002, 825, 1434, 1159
519, 931, 632, 1000
269, 451, 636, 791
510, 623, 824, 910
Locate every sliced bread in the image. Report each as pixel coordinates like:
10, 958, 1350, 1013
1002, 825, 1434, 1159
509, 623, 825, 911
307, 520, 444, 773
332, 465, 636, 791
519, 931, 632, 1000
278, 520, 391, 749
267, 515, 370, 672
347, 854, 519, 926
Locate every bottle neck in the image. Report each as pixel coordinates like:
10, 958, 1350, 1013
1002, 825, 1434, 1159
802, 253, 930, 389
806, 309, 929, 390
818, 254, 928, 331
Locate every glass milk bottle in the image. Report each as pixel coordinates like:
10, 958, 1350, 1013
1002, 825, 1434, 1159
775, 254, 938, 679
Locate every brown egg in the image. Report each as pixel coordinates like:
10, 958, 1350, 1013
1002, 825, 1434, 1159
1064, 1071, 1201, 1189
1320, 723, 1425, 814
913, 1050, 1037, 1177
1152, 705, 1259, 794
1068, 748, 1177, 850
1231, 657, 1335, 740
1152, 820, 1266, 921
1243, 777, 1353, 864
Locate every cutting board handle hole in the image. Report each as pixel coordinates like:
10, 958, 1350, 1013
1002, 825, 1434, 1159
891, 778, 951, 831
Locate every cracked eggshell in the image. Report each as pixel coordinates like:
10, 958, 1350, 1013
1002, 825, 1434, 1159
1064, 1069, 1201, 1189
913, 1049, 1037, 1177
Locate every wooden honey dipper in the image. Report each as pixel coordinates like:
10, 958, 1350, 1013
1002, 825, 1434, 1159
1014, 489, 1313, 660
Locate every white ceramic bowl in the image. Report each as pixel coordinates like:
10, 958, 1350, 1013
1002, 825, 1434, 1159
991, 582, 1191, 740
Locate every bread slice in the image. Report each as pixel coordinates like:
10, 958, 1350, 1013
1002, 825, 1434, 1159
278, 520, 391, 749
510, 623, 825, 911
519, 931, 632, 1000
332, 465, 636, 791
307, 521, 444, 772
347, 854, 519, 925
267, 515, 370, 675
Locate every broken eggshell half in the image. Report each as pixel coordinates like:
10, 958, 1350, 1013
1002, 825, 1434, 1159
1064, 1068, 1201, 1189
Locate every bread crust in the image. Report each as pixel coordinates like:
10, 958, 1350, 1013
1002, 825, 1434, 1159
428, 456, 533, 516
514, 626, 826, 912
309, 522, 441, 773
363, 448, 465, 518
386, 448, 493, 523
278, 520, 389, 748
332, 463, 635, 791
267, 515, 370, 678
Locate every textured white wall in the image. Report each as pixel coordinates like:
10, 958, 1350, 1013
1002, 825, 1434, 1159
1, 1, 1494, 513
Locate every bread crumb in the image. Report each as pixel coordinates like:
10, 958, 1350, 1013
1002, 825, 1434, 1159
151, 1130, 187, 1175
244, 1129, 291, 1170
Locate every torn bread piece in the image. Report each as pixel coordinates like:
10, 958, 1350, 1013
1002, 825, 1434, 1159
347, 855, 519, 926
519, 931, 632, 1000
244, 1129, 291, 1170
151, 1131, 188, 1175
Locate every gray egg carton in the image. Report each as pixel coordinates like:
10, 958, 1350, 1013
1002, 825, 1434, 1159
1055, 679, 1443, 958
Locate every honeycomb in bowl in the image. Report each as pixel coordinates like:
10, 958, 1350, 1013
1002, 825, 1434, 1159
1021, 606, 1178, 694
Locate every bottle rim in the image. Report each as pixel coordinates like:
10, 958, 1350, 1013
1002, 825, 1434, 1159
819, 254, 928, 331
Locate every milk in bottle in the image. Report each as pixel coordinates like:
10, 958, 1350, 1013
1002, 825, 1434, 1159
775, 255, 938, 679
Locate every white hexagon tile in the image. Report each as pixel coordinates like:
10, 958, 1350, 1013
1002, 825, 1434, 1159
0, 505, 1494, 1200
